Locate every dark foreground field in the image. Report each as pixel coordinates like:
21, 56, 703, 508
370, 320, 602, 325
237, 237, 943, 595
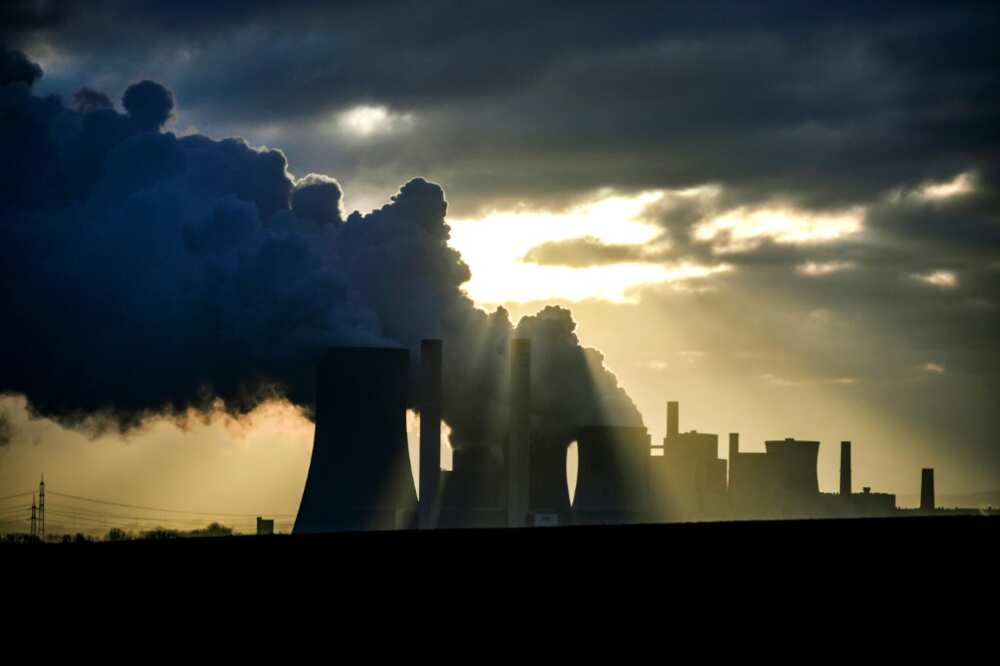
5, 516, 997, 609
6, 515, 995, 564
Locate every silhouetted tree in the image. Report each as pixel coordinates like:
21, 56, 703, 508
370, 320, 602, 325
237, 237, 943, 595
188, 522, 234, 537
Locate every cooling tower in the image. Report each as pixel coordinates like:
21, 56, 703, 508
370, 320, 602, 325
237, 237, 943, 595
438, 446, 507, 528
573, 426, 650, 524
764, 438, 820, 496
508, 338, 531, 527
294, 347, 417, 533
418, 339, 442, 529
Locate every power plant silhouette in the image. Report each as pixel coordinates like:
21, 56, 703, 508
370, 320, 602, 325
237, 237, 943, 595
293, 341, 966, 533
294, 348, 417, 533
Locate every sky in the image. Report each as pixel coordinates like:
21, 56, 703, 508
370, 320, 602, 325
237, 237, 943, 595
1, 1, 999, 529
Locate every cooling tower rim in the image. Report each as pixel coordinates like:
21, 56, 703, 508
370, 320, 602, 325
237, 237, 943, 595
765, 439, 820, 447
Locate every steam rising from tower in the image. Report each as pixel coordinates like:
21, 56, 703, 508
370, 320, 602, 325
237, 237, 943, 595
0, 54, 644, 476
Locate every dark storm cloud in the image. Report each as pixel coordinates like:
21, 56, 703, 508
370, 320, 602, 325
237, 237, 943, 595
4, 1, 998, 214
0, 53, 640, 452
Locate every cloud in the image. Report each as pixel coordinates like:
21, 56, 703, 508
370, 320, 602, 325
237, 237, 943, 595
693, 206, 864, 253
912, 270, 959, 289
0, 56, 641, 456
332, 105, 415, 139
4, 3, 998, 217
913, 172, 977, 202
292, 173, 344, 225
122, 80, 175, 131
522, 236, 663, 267
796, 261, 856, 276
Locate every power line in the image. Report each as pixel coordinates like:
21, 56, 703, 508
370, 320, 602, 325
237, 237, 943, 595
47, 490, 295, 517
46, 506, 263, 525
0, 506, 31, 517
0, 518, 30, 526
0, 491, 34, 502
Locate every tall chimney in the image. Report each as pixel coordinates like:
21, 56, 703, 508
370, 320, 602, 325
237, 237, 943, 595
920, 468, 935, 511
508, 338, 531, 528
418, 339, 442, 529
667, 401, 679, 439
728, 433, 739, 491
840, 441, 852, 496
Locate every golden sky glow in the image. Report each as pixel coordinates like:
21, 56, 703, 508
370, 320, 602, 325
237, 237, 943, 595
913, 270, 959, 289
915, 171, 975, 201
796, 260, 856, 276
694, 205, 864, 253
448, 190, 728, 304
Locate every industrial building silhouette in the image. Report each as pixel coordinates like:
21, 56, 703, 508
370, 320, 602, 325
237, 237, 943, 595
293, 341, 968, 534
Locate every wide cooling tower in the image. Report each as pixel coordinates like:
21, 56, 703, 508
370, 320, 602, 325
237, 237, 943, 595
763, 439, 820, 496
438, 446, 508, 528
573, 426, 650, 525
294, 347, 417, 533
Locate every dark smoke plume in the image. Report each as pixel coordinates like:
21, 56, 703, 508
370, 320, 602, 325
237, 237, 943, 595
0, 49, 641, 451
0, 46, 41, 86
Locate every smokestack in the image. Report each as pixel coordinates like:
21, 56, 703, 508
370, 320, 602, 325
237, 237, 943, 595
728, 433, 739, 491
667, 401, 679, 439
508, 338, 531, 528
920, 468, 935, 511
840, 441, 852, 496
418, 339, 442, 529
294, 347, 417, 533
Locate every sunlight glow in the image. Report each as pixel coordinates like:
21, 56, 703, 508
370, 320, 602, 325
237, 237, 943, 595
333, 104, 414, 138
566, 441, 579, 506
449, 190, 728, 304
796, 260, 856, 276
406, 410, 454, 498
694, 206, 864, 253
916, 172, 975, 201
913, 270, 958, 289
